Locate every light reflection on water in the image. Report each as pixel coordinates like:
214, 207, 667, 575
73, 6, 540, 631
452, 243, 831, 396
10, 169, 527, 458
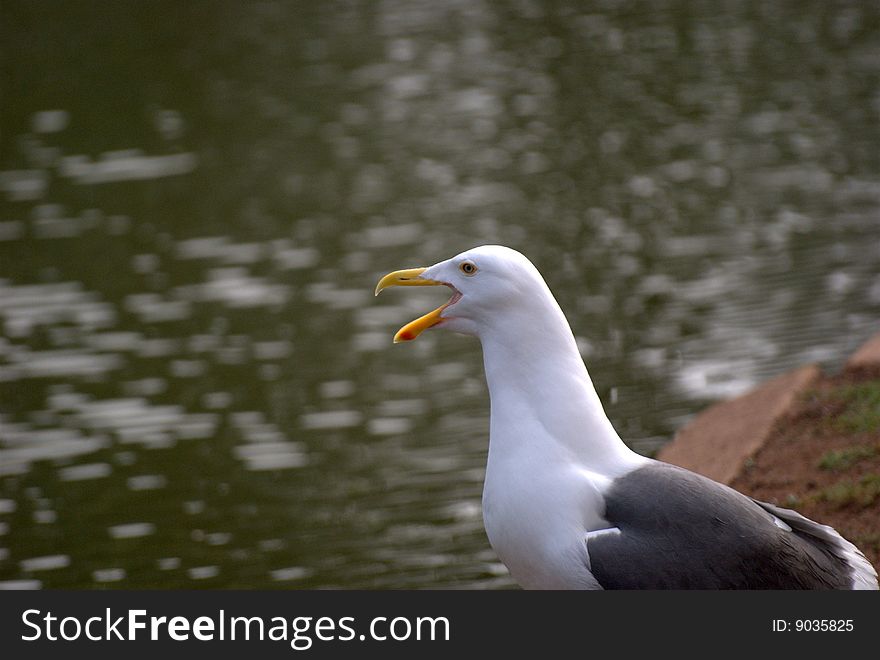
1, 1, 879, 589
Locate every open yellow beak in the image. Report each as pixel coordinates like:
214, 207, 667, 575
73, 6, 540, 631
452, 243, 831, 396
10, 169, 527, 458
374, 267, 448, 343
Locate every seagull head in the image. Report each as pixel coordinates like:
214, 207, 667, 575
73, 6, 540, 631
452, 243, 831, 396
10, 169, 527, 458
375, 245, 556, 343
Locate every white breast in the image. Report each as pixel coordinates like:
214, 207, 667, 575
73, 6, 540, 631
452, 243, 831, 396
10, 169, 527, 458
481, 440, 616, 589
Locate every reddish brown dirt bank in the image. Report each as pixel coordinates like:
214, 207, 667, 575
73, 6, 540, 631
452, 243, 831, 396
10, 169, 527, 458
658, 333, 880, 571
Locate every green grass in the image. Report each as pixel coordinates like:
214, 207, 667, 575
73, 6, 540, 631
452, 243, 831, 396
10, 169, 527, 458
818, 445, 879, 471
817, 474, 880, 509
832, 381, 880, 433
783, 493, 802, 509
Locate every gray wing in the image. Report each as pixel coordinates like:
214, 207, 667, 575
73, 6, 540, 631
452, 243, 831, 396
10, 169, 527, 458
585, 462, 857, 589
752, 498, 877, 589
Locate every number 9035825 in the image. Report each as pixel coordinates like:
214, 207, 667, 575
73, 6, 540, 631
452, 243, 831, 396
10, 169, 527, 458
773, 619, 854, 632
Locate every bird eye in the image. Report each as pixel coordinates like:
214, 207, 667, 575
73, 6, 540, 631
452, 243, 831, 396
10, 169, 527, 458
459, 261, 478, 276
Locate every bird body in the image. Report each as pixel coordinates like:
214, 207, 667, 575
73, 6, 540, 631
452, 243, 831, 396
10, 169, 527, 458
478, 291, 648, 589
376, 245, 878, 590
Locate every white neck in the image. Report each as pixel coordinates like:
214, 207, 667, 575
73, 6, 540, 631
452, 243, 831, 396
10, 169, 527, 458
477, 294, 642, 476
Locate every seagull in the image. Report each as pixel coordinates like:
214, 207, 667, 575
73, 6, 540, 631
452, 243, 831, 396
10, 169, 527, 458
375, 244, 878, 589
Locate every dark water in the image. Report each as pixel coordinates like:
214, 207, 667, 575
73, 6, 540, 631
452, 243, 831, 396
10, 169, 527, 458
1, 1, 879, 589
